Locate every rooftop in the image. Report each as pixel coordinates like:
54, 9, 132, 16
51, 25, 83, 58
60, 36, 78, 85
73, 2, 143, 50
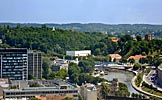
128, 55, 146, 60
109, 54, 122, 60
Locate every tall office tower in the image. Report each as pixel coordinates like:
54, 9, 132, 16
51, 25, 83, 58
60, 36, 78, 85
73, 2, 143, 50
28, 52, 42, 79
0, 48, 28, 80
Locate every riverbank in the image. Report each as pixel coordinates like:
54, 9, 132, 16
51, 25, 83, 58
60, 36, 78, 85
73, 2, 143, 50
102, 69, 139, 94
131, 73, 162, 99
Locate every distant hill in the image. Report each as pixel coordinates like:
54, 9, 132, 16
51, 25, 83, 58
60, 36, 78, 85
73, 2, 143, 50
0, 26, 105, 55
1, 23, 162, 38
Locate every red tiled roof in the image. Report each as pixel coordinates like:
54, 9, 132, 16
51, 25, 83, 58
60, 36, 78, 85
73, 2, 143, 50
109, 54, 122, 60
128, 55, 146, 60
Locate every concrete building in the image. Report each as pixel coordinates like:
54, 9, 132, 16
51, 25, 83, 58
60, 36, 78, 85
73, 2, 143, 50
157, 66, 162, 85
145, 34, 152, 40
80, 83, 97, 100
28, 52, 42, 79
3, 79, 78, 100
0, 48, 28, 80
52, 58, 68, 72
66, 50, 91, 57
0, 48, 42, 80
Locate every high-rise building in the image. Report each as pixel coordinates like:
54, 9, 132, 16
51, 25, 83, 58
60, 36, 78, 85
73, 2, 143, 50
28, 52, 42, 79
0, 48, 28, 80
0, 48, 42, 80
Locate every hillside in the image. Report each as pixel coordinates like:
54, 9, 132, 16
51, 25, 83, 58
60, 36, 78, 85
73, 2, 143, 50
1, 23, 162, 38
0, 25, 105, 54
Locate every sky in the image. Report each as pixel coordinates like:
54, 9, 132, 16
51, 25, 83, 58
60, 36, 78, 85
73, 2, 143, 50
0, 0, 162, 24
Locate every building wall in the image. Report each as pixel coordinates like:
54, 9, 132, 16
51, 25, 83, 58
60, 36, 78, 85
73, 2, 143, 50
145, 34, 152, 40
80, 84, 97, 100
28, 53, 42, 79
157, 67, 162, 84
0, 48, 28, 80
3, 88, 78, 100
66, 50, 91, 57
0, 48, 42, 80
86, 90, 97, 100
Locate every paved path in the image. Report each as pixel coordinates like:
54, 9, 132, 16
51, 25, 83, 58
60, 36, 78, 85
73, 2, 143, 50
131, 75, 162, 99
144, 70, 162, 91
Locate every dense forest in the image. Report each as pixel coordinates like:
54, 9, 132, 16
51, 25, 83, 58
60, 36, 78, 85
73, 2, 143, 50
0, 25, 162, 59
0, 25, 105, 54
92, 35, 162, 57
1, 23, 162, 38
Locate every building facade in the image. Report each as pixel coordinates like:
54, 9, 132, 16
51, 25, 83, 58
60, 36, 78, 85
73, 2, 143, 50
0, 48, 42, 80
28, 52, 42, 79
157, 66, 162, 85
0, 48, 28, 80
80, 83, 97, 100
66, 50, 91, 57
145, 34, 152, 40
3, 79, 78, 100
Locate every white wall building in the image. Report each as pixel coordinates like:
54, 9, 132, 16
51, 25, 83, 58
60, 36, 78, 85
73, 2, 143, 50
66, 50, 91, 57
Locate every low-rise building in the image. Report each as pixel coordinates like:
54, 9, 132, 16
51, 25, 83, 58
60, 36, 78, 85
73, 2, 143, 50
52, 58, 69, 72
145, 34, 152, 40
3, 79, 78, 100
109, 54, 122, 62
127, 55, 146, 63
66, 50, 91, 57
110, 37, 119, 43
80, 83, 97, 100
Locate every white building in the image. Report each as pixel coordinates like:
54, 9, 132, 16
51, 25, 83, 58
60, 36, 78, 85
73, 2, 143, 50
66, 50, 91, 57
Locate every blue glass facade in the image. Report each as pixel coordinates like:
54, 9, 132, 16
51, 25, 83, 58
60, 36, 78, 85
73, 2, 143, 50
0, 48, 28, 80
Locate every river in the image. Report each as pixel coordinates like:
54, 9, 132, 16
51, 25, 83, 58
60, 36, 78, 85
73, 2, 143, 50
102, 70, 139, 94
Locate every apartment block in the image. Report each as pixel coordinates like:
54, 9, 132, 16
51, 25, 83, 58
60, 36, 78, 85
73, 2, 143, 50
28, 52, 42, 79
0, 48, 28, 80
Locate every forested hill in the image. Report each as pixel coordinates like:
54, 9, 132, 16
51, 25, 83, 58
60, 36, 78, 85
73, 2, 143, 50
0, 25, 162, 59
1, 23, 162, 38
0, 25, 105, 54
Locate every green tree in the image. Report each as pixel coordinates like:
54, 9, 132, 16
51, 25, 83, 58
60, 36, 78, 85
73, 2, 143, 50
120, 58, 127, 64
78, 59, 95, 73
30, 97, 40, 100
42, 57, 51, 79
133, 63, 141, 70
128, 58, 135, 65
136, 35, 142, 41
131, 93, 135, 98
113, 58, 116, 62
68, 63, 81, 83
49, 69, 68, 79
117, 83, 130, 97
62, 97, 74, 100
139, 58, 148, 64
101, 82, 110, 98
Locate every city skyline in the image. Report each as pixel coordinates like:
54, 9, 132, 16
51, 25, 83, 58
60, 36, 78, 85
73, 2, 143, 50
0, 0, 162, 24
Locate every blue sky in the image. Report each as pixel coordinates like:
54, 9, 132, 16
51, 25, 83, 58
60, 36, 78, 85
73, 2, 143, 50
0, 0, 162, 24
